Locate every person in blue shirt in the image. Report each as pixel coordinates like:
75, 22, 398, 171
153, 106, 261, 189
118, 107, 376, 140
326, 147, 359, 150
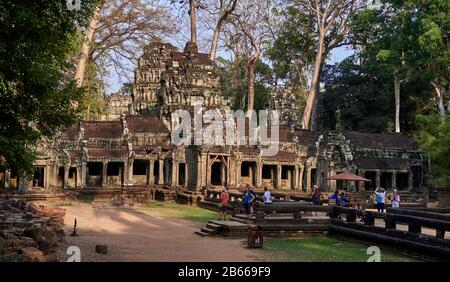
340, 192, 349, 207
329, 191, 339, 206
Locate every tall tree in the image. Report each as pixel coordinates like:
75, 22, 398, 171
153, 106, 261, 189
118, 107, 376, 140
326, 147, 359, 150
285, 0, 364, 130
231, 0, 272, 115
0, 1, 99, 185
207, 0, 239, 60
75, 0, 175, 87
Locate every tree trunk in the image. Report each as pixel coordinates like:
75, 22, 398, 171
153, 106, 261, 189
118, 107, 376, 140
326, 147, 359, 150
189, 0, 197, 44
310, 79, 321, 131
301, 32, 325, 130
210, 19, 223, 61
393, 70, 401, 133
247, 58, 256, 114
74, 6, 101, 87
431, 81, 447, 116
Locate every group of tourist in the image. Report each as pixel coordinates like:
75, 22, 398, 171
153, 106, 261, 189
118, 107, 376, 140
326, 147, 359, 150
373, 187, 401, 213
217, 184, 401, 220
218, 184, 273, 221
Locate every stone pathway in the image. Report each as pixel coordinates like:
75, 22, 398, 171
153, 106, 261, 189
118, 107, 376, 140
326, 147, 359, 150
58, 203, 263, 262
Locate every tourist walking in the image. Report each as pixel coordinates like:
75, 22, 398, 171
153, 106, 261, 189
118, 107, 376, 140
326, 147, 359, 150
311, 185, 321, 205
391, 189, 400, 208
264, 186, 272, 218
374, 187, 387, 213
219, 187, 230, 221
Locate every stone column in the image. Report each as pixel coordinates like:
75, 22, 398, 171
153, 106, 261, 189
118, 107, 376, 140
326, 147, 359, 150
293, 165, 299, 190
102, 162, 108, 188
64, 166, 70, 188
196, 154, 204, 189
236, 161, 242, 187
277, 165, 282, 189
148, 159, 154, 185
299, 166, 304, 191
248, 165, 254, 186
391, 171, 397, 190
306, 166, 312, 193
44, 165, 50, 189
329, 164, 336, 191
4, 169, 11, 189
358, 169, 365, 192
184, 163, 188, 187
76, 166, 81, 188
375, 170, 381, 188
408, 170, 413, 190
158, 158, 164, 185
128, 158, 134, 185
172, 161, 178, 187
206, 157, 211, 186
81, 162, 87, 187
256, 161, 262, 188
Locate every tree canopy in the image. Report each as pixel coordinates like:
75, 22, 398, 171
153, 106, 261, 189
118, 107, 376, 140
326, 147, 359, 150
0, 0, 100, 176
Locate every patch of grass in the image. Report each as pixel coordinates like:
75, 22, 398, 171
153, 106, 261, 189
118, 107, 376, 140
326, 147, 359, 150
263, 236, 420, 262
138, 201, 218, 224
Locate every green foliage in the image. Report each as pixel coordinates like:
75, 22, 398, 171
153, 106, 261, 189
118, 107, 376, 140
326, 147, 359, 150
321, 58, 391, 132
78, 61, 106, 120
415, 114, 450, 187
217, 57, 273, 112
0, 0, 100, 176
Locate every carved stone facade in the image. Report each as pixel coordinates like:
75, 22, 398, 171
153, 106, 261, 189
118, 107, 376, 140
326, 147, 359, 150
0, 41, 425, 194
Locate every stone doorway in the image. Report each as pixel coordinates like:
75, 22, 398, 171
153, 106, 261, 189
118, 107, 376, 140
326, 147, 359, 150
241, 161, 256, 186
33, 166, 45, 187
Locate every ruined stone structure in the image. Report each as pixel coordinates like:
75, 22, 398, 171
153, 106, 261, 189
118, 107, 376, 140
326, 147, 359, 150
0, 42, 425, 194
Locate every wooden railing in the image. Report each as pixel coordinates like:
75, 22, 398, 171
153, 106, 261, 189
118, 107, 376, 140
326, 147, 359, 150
330, 206, 450, 259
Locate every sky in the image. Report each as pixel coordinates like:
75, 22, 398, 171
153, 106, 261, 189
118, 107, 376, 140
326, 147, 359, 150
103, 3, 355, 94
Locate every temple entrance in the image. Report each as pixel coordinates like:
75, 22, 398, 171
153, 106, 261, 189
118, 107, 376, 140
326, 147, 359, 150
211, 162, 222, 186
107, 162, 124, 187
87, 162, 103, 187
207, 155, 229, 187
311, 168, 317, 187
164, 158, 172, 185
69, 167, 77, 187
262, 165, 277, 188
178, 163, 186, 186
397, 172, 408, 190
241, 161, 256, 186
133, 160, 148, 185
281, 165, 295, 189
33, 166, 44, 187
380, 172, 392, 189
153, 161, 159, 184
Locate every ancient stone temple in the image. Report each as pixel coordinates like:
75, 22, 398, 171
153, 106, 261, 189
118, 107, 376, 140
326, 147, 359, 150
0, 41, 425, 195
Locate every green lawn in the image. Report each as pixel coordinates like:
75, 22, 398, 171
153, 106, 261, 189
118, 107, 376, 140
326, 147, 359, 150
137, 201, 218, 224
263, 236, 421, 262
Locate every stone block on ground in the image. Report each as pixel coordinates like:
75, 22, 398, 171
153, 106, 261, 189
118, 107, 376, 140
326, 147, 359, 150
95, 245, 108, 255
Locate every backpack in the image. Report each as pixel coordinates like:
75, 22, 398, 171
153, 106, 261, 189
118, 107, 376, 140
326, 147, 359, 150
375, 196, 382, 203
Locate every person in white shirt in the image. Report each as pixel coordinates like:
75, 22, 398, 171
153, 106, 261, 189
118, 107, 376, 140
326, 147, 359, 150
263, 186, 272, 218
391, 189, 400, 208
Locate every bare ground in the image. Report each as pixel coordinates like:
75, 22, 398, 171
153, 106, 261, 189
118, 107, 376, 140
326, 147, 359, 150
57, 202, 263, 262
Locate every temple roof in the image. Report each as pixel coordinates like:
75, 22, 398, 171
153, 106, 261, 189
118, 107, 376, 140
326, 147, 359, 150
126, 115, 169, 134
343, 131, 419, 150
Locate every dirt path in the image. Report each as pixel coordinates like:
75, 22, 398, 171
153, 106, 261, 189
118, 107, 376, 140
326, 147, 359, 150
58, 203, 263, 262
